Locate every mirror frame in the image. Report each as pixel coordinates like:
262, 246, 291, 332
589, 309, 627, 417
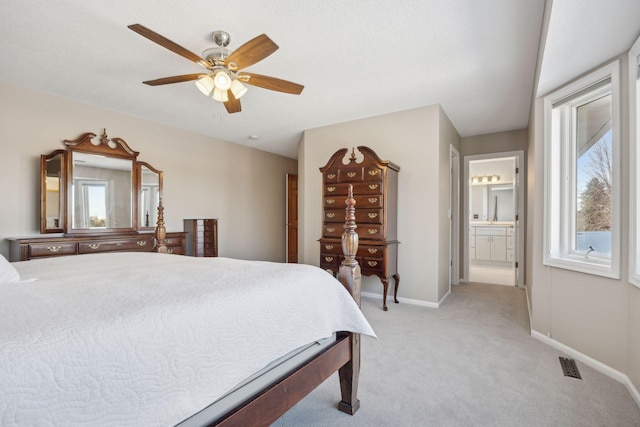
40, 150, 67, 234
40, 130, 163, 235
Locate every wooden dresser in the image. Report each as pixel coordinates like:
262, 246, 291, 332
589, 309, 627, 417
184, 219, 218, 257
8, 232, 186, 261
319, 146, 400, 311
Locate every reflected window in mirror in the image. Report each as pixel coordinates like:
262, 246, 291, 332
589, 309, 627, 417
71, 152, 133, 230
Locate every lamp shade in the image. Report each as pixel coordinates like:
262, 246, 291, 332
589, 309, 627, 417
195, 75, 215, 96
230, 79, 248, 99
212, 87, 229, 102
213, 70, 232, 90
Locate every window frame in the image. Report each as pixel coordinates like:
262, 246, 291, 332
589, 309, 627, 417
629, 35, 640, 288
543, 60, 621, 279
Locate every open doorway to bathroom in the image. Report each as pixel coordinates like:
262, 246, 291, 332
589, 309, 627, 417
463, 151, 524, 287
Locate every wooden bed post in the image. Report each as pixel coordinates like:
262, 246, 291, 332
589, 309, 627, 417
337, 184, 362, 415
155, 199, 168, 253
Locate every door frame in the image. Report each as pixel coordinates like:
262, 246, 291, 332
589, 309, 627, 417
450, 145, 461, 286
463, 150, 525, 288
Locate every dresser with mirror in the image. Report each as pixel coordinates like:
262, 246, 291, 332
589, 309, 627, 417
9, 130, 185, 261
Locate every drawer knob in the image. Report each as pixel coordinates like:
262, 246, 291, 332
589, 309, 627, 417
168, 248, 173, 254
368, 184, 378, 190
327, 186, 336, 192
368, 261, 378, 267
368, 248, 378, 254
327, 173, 336, 179
326, 199, 336, 204
47, 246, 61, 252
347, 172, 356, 178
136, 240, 147, 246
326, 227, 335, 233
368, 197, 378, 203
166, 238, 173, 244
368, 213, 378, 218
88, 243, 101, 250
325, 244, 334, 250
325, 256, 334, 262
326, 212, 336, 218
368, 228, 378, 234
368, 170, 379, 176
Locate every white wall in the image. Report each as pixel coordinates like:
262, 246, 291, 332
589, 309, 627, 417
529, 53, 639, 395
300, 105, 460, 304
0, 83, 297, 262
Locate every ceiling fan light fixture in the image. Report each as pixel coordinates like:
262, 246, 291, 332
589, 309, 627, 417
213, 70, 232, 91
230, 79, 248, 99
212, 87, 229, 102
195, 75, 215, 96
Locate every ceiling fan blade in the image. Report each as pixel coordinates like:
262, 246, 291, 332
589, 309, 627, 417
238, 73, 304, 95
128, 24, 210, 68
143, 74, 205, 86
224, 91, 242, 114
225, 34, 278, 71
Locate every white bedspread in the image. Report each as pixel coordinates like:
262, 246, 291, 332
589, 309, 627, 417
0, 252, 375, 426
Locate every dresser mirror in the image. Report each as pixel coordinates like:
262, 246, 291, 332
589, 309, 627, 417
40, 150, 67, 233
40, 130, 162, 235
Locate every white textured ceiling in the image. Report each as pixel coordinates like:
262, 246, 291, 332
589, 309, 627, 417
0, 1, 547, 158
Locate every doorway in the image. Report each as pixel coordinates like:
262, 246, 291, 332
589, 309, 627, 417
463, 151, 524, 287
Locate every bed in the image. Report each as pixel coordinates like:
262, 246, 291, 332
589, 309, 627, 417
0, 191, 371, 426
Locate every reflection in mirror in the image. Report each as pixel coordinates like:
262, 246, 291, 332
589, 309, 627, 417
71, 152, 133, 230
42, 151, 65, 233
139, 164, 161, 228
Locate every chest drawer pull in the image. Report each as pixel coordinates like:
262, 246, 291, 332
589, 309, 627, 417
327, 186, 336, 192
368, 197, 378, 203
368, 184, 379, 190
136, 240, 147, 247
47, 246, 62, 252
326, 199, 336, 204
368, 248, 378, 254
325, 244, 334, 250
168, 248, 174, 254
368, 213, 378, 218
368, 228, 378, 234
166, 238, 173, 244
368, 261, 378, 267
88, 243, 101, 250
326, 212, 336, 218
327, 173, 336, 179
368, 170, 379, 176
324, 256, 334, 262
326, 227, 335, 233
347, 172, 356, 177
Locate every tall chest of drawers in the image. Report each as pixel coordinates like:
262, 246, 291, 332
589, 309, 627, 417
183, 219, 218, 257
319, 146, 400, 311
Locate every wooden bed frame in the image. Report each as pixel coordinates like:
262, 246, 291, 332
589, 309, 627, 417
155, 186, 364, 426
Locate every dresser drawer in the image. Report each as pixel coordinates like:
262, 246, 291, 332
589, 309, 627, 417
324, 169, 339, 183
78, 237, 154, 254
324, 208, 383, 224
167, 246, 185, 255
320, 253, 340, 272
322, 224, 343, 238
359, 244, 383, 257
320, 241, 342, 254
363, 167, 383, 181
354, 194, 383, 208
29, 242, 77, 258
164, 236, 183, 247
358, 225, 384, 240
324, 181, 383, 196
338, 167, 363, 182
361, 257, 384, 273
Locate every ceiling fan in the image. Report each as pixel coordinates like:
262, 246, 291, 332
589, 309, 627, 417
128, 24, 304, 114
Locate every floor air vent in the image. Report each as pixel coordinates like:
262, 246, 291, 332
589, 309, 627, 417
559, 357, 582, 379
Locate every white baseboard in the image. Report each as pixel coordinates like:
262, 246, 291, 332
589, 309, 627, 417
531, 330, 640, 409
361, 292, 440, 308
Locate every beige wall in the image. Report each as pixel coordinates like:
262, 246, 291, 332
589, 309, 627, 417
300, 105, 460, 304
528, 53, 639, 394
0, 82, 297, 262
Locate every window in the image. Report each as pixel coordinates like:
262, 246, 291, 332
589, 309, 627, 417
630, 35, 640, 287
544, 61, 620, 278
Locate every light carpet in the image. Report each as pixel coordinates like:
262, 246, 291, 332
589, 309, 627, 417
273, 282, 640, 426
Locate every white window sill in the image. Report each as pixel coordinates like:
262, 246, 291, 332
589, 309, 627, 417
544, 255, 619, 279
